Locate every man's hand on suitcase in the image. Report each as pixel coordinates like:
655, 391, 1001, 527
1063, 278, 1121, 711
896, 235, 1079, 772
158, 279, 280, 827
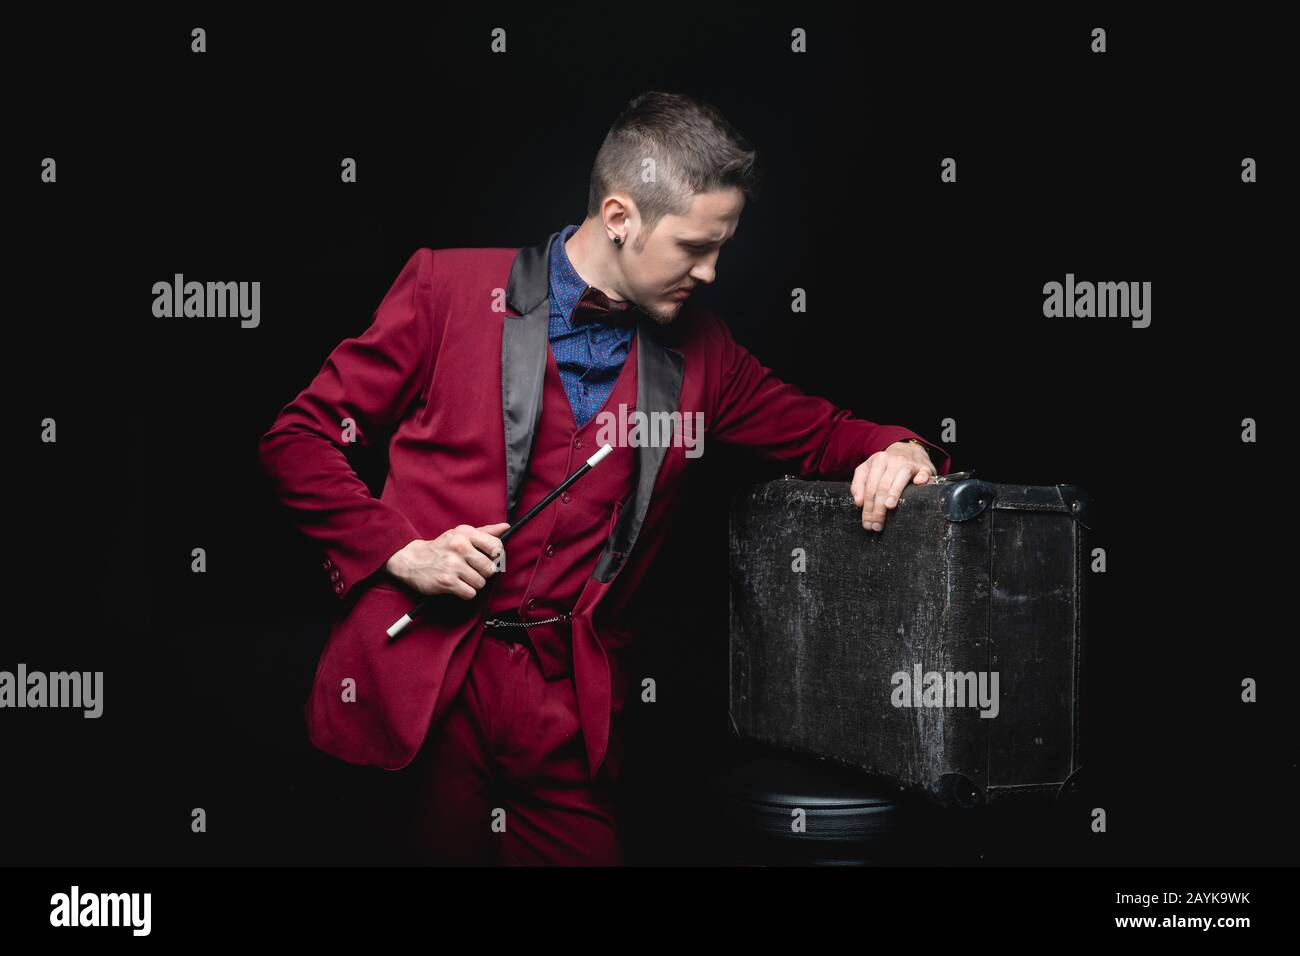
850, 442, 936, 532
384, 522, 510, 598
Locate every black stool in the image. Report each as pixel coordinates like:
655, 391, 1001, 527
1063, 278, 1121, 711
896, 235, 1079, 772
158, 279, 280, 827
707, 750, 909, 866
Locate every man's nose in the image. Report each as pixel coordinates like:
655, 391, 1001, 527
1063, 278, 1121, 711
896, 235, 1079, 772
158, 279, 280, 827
690, 264, 716, 285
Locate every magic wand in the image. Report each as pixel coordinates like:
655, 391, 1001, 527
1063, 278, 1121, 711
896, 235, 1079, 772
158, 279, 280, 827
386, 443, 615, 639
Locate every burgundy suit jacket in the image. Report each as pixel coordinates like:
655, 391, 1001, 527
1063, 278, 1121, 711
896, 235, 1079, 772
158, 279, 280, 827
258, 230, 953, 781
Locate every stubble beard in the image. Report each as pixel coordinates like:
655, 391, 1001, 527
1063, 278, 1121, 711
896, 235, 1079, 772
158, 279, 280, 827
636, 297, 682, 326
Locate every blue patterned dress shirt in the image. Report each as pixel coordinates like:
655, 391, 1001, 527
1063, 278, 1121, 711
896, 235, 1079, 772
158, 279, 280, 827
548, 223, 637, 428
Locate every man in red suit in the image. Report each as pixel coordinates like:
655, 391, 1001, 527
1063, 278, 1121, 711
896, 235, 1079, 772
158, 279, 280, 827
258, 92, 951, 865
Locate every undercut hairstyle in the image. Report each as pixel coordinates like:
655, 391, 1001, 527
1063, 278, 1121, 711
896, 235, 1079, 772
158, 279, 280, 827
586, 91, 762, 246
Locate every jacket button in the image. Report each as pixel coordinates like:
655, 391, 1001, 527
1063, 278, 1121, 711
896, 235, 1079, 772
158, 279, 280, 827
544, 545, 555, 558
574, 437, 584, 449
330, 569, 341, 582
333, 582, 345, 594
561, 493, 570, 504
322, 559, 332, 570
526, 597, 537, 610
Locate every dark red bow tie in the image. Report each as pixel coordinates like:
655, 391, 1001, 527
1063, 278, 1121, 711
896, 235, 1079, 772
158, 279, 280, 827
570, 287, 639, 327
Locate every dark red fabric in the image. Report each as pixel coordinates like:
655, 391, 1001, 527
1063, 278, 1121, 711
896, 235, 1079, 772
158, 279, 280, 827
568, 286, 637, 327
405, 631, 623, 865
482, 333, 638, 678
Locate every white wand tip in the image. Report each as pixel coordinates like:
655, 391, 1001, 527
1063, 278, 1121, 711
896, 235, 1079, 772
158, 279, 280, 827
387, 614, 414, 638
586, 443, 614, 468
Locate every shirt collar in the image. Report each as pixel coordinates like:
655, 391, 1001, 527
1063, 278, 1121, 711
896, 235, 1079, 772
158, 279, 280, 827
549, 223, 592, 330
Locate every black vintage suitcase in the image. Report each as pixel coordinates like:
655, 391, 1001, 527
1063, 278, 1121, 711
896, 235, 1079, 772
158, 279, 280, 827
728, 472, 1089, 809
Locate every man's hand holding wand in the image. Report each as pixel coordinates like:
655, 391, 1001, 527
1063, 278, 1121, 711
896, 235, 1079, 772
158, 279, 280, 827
385, 444, 614, 638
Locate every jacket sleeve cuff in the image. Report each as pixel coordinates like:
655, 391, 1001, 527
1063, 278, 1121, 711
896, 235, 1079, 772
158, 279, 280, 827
320, 510, 421, 601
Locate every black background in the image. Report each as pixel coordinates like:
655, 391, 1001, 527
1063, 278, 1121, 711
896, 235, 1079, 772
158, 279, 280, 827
7, 8, 1293, 873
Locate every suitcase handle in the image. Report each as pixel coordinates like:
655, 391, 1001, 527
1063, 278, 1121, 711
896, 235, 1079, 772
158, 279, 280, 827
930, 470, 974, 485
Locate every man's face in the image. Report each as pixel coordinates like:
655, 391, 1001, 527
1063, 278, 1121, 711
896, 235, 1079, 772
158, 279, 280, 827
622, 188, 744, 324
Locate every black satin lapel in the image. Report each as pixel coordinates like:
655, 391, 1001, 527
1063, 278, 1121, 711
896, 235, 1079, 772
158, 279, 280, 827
501, 300, 550, 519
501, 231, 562, 519
593, 318, 685, 583
505, 231, 559, 317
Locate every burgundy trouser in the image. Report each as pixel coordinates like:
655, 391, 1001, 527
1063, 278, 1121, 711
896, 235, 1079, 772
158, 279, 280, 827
404, 627, 624, 866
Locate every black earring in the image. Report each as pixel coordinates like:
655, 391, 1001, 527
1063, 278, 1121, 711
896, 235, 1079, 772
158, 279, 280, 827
612, 235, 623, 246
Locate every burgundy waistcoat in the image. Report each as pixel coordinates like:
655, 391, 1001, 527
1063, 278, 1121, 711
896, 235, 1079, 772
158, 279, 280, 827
483, 331, 639, 678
